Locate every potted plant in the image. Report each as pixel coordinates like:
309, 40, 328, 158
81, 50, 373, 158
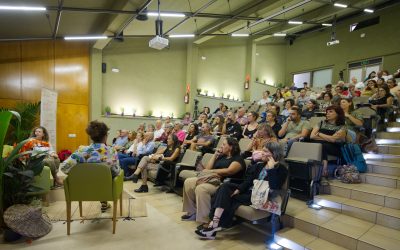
227, 94, 231, 99
255, 77, 259, 83
147, 110, 153, 117
104, 106, 111, 116
221, 93, 224, 98
196, 88, 202, 95
120, 107, 124, 116
0, 111, 47, 234
204, 90, 208, 96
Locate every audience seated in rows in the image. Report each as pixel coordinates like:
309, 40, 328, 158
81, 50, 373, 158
236, 107, 248, 126
173, 122, 186, 143
340, 98, 363, 142
182, 123, 199, 150
182, 112, 193, 125
296, 89, 310, 109
113, 129, 128, 147
190, 123, 215, 154
120, 132, 155, 179
212, 115, 225, 135
154, 120, 164, 141
132, 134, 181, 193
265, 111, 282, 136
181, 137, 246, 224
302, 99, 318, 120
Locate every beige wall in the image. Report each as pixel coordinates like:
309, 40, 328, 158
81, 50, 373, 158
197, 43, 247, 101
102, 39, 187, 118
285, 5, 400, 84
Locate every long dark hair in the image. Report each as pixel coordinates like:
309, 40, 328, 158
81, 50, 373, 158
189, 123, 199, 136
168, 134, 181, 150
326, 105, 345, 126
226, 137, 241, 156
31, 126, 50, 141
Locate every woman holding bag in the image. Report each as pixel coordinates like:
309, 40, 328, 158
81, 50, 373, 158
195, 142, 287, 240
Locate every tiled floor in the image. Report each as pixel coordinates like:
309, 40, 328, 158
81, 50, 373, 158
0, 182, 269, 250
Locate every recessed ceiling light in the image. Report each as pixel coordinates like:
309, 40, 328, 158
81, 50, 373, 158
322, 23, 332, 27
147, 12, 185, 17
364, 8, 374, 13
273, 33, 287, 37
0, 5, 46, 11
288, 20, 303, 25
334, 3, 348, 8
64, 36, 108, 40
169, 34, 195, 38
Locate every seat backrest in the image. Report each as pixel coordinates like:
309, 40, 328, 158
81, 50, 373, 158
239, 138, 252, 153
214, 136, 227, 150
65, 163, 113, 201
353, 96, 370, 106
309, 117, 325, 128
356, 107, 377, 119
287, 142, 322, 162
201, 153, 214, 166
180, 149, 202, 166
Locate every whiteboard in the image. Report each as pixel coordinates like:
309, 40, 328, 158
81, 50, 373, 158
349, 68, 363, 83
40, 88, 58, 152
313, 68, 333, 88
293, 72, 311, 88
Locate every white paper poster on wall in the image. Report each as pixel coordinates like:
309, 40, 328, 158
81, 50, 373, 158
40, 88, 58, 152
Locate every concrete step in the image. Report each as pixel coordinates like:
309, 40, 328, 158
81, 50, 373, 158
377, 145, 400, 155
361, 173, 400, 188
314, 194, 400, 230
275, 228, 348, 250
326, 180, 400, 209
375, 138, 400, 145
367, 160, 400, 177
363, 153, 400, 163
377, 132, 400, 139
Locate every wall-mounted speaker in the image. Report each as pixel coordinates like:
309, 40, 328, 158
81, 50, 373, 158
102, 62, 106, 73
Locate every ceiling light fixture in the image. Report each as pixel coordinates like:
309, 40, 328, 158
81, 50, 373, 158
322, 23, 333, 27
273, 33, 287, 37
288, 20, 303, 25
169, 34, 195, 38
364, 8, 374, 13
64, 36, 108, 40
0, 5, 46, 11
147, 12, 185, 17
334, 3, 348, 8
231, 33, 249, 37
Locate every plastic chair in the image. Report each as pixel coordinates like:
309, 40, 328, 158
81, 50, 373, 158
64, 163, 124, 235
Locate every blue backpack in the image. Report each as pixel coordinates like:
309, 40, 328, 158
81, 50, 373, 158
341, 143, 367, 173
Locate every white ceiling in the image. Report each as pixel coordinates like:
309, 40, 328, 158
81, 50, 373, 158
0, 0, 396, 46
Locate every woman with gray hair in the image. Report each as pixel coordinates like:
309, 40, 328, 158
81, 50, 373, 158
195, 141, 288, 239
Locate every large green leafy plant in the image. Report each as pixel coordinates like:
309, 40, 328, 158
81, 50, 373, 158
0, 111, 46, 227
0, 101, 40, 144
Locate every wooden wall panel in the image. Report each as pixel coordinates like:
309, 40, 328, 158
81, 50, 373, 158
21, 41, 55, 101
0, 40, 90, 152
57, 103, 89, 151
0, 42, 21, 99
54, 41, 89, 105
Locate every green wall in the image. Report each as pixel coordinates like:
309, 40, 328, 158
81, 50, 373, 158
285, 5, 400, 84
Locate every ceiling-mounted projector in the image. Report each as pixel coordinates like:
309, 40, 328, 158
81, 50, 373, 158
149, 35, 169, 50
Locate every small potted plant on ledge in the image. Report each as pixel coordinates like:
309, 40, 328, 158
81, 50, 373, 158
221, 93, 224, 98
120, 107, 124, 116
204, 90, 208, 96
147, 110, 153, 117
227, 94, 231, 99
196, 88, 202, 95
104, 106, 111, 116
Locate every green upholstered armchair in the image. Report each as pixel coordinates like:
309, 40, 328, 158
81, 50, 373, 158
63, 163, 124, 234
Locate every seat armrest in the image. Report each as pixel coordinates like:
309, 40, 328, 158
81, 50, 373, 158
223, 177, 244, 184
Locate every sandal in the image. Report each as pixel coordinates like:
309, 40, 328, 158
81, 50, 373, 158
101, 202, 111, 212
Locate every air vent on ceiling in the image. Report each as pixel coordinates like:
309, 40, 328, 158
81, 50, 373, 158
350, 16, 380, 32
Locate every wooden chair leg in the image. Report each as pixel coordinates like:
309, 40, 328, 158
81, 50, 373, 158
112, 200, 117, 234
119, 193, 123, 216
41, 194, 49, 207
66, 201, 71, 235
79, 201, 83, 217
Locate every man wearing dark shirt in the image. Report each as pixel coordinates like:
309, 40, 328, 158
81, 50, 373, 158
222, 111, 243, 140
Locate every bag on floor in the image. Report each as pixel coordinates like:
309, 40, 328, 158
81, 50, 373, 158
195, 171, 221, 186
340, 143, 367, 173
334, 165, 361, 184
